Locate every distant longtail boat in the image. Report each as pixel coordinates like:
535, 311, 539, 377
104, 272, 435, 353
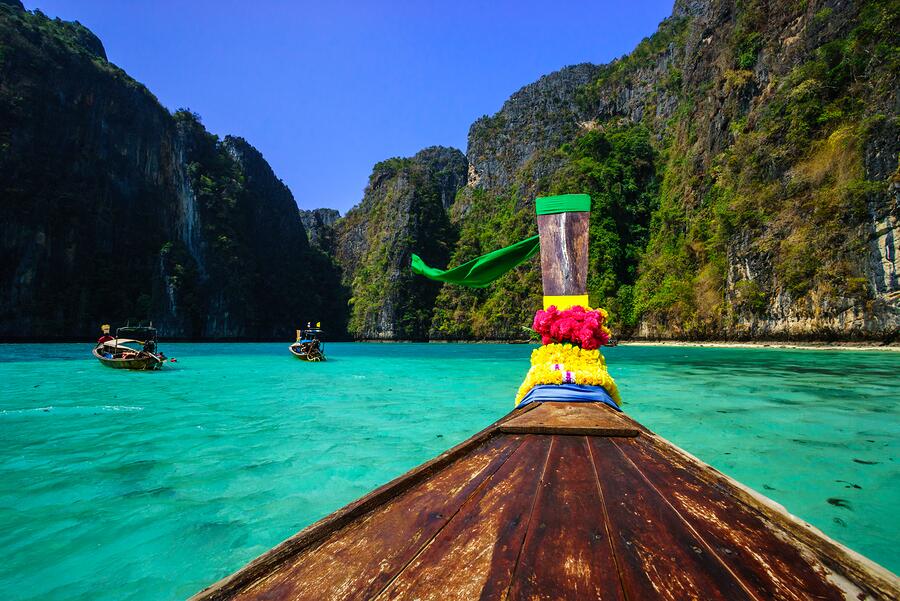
93, 324, 166, 371
289, 323, 326, 362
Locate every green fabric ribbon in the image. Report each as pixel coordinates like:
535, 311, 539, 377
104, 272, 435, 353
410, 234, 540, 288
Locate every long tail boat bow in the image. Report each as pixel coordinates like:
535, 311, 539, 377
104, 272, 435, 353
192, 190, 900, 601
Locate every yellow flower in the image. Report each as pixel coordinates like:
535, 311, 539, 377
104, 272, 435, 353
515, 343, 621, 405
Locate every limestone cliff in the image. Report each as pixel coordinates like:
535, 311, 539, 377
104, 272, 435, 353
0, 4, 343, 339
4, 0, 896, 342
299, 208, 340, 253
464, 63, 601, 200
334, 147, 466, 340
437, 0, 899, 341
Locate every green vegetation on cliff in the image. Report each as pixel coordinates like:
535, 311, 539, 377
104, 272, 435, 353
635, 0, 899, 338
427, 0, 898, 341
4, 0, 897, 341
429, 122, 658, 338
430, 189, 539, 340
337, 148, 466, 340
165, 110, 348, 338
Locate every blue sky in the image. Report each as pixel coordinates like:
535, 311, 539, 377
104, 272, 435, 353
25, 1, 674, 212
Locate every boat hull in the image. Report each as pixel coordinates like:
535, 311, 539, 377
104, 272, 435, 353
93, 347, 164, 370
289, 345, 325, 362
190, 402, 900, 601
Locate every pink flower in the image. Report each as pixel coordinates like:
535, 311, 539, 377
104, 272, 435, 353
532, 305, 611, 349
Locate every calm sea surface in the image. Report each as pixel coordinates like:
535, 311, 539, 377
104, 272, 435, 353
0, 342, 898, 599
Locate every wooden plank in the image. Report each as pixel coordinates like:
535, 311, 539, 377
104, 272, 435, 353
374, 436, 553, 601
612, 435, 853, 600
508, 435, 626, 601
500, 402, 639, 437
190, 407, 538, 601
537, 211, 589, 296
588, 437, 757, 600
232, 434, 525, 600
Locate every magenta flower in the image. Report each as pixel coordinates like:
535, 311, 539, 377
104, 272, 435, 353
532, 305, 610, 348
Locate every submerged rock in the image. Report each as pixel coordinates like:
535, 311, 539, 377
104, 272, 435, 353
827, 498, 853, 510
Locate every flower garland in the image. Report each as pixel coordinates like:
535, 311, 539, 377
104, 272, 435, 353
515, 343, 621, 405
516, 304, 620, 406
532, 305, 612, 349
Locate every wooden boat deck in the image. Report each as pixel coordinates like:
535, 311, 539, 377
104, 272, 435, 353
191, 402, 900, 600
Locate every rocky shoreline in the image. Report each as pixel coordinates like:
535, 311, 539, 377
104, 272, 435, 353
363, 338, 900, 351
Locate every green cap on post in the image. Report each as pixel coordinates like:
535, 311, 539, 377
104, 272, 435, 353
535, 193, 591, 215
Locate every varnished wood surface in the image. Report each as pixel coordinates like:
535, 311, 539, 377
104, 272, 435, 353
499, 402, 639, 436
376, 436, 552, 600
591, 437, 755, 600
508, 435, 625, 600
191, 402, 900, 601
536, 211, 589, 297
614, 434, 853, 601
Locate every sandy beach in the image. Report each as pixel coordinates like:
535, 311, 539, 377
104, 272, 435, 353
620, 340, 900, 352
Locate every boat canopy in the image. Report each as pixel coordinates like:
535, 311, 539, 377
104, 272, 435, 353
115, 326, 157, 342
100, 339, 142, 348
297, 328, 324, 338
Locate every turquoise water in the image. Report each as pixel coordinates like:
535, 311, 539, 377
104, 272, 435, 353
0, 343, 897, 600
